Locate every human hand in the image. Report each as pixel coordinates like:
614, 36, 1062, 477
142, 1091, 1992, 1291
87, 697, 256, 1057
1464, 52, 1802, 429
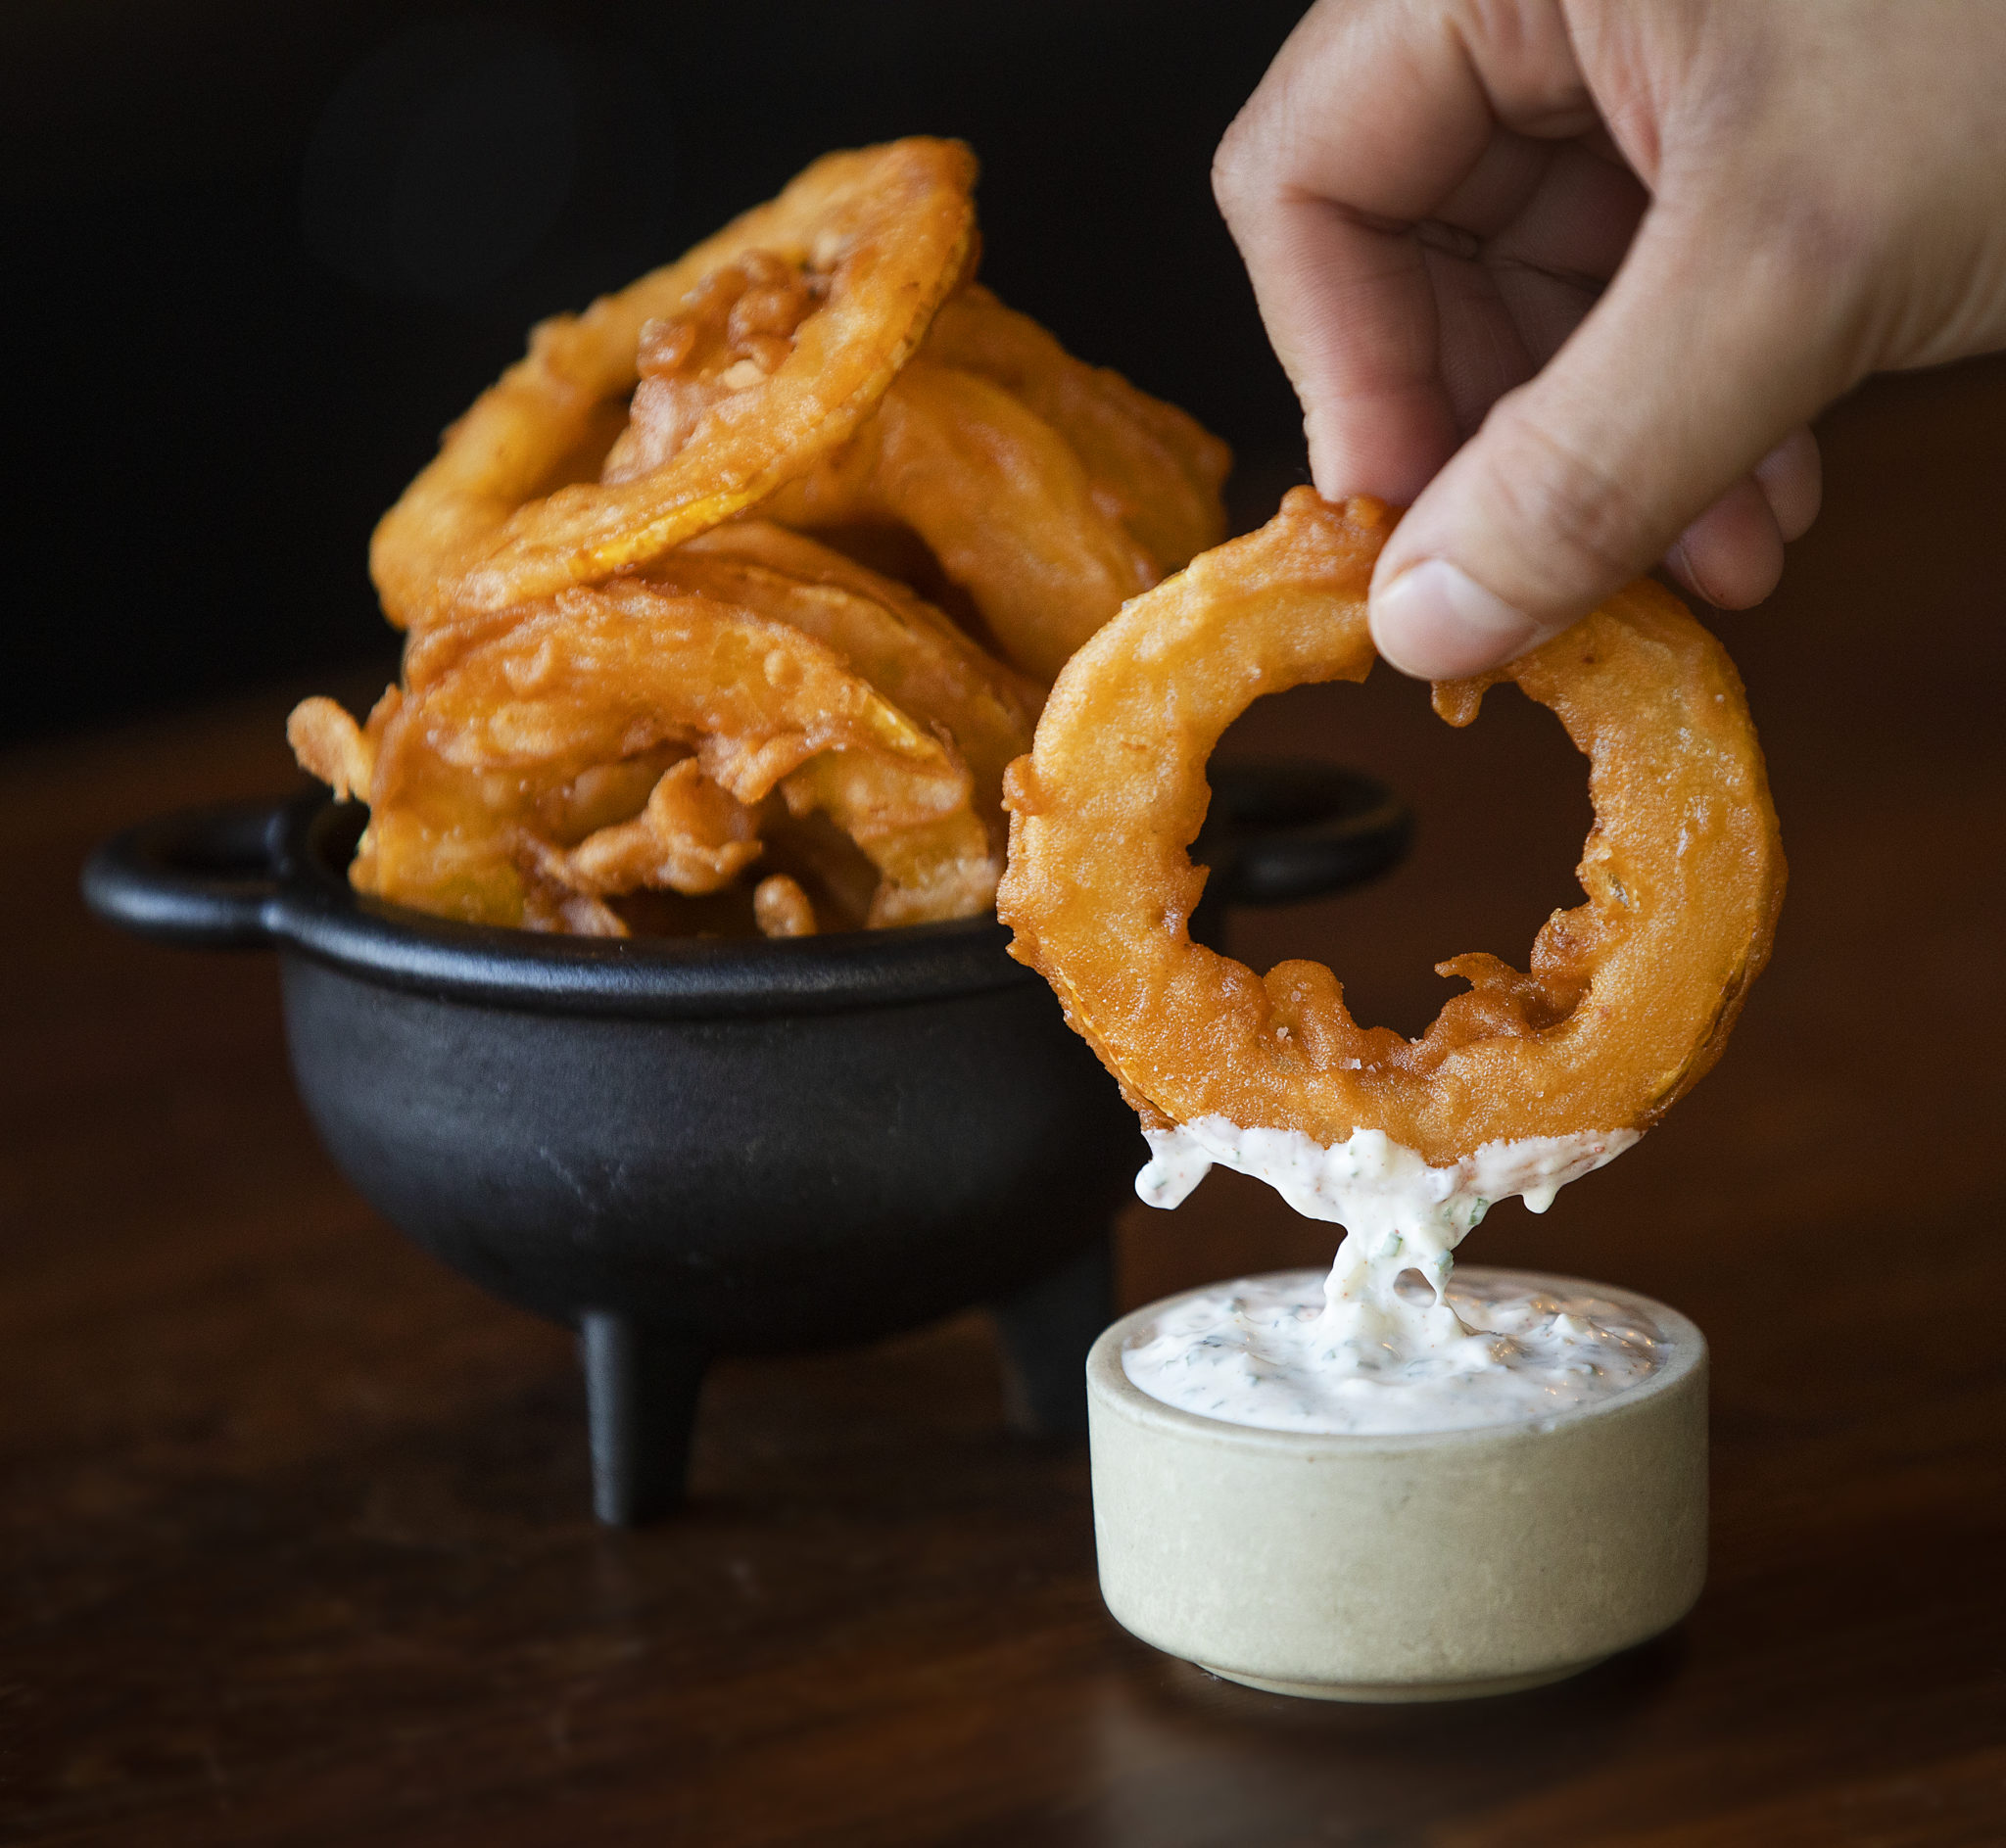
1214, 0, 2006, 677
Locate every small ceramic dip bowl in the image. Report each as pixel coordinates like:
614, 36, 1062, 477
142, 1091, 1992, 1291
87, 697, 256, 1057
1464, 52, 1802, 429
1086, 1265, 1707, 1702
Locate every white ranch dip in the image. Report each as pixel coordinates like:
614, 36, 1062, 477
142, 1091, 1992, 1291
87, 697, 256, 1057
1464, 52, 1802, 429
1123, 1118, 1659, 1435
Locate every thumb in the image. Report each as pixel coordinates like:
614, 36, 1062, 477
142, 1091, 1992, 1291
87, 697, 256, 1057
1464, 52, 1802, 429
1368, 211, 1857, 677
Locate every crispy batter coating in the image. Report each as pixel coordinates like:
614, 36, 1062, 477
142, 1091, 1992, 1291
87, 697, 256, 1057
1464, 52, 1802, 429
347, 581, 992, 931
922, 285, 1230, 576
369, 139, 979, 627
286, 695, 376, 802
752, 873, 818, 938
759, 358, 1159, 683
999, 489, 1786, 1165
303, 534, 1033, 934
598, 250, 831, 486
538, 756, 764, 898
650, 524, 1037, 844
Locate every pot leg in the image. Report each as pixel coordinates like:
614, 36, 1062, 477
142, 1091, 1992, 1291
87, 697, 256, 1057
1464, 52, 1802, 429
987, 1228, 1114, 1439
579, 1310, 706, 1525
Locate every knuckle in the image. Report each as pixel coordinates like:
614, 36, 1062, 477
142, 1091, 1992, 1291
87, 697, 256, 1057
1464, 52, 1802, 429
1478, 395, 1662, 589
1210, 111, 1261, 216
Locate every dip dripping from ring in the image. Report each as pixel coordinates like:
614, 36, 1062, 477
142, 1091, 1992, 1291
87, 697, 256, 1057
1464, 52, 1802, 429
1125, 1121, 1655, 1434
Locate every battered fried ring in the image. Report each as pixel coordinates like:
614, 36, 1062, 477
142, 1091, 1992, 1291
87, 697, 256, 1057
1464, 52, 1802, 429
368, 138, 978, 628
538, 756, 764, 898
680, 519, 1046, 715
649, 523, 1038, 841
758, 357, 1158, 682
346, 581, 994, 929
999, 489, 1786, 1167
287, 692, 386, 802
922, 285, 1231, 575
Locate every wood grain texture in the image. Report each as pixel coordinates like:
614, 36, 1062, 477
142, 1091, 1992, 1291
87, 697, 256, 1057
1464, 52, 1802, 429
3, 359, 2004, 1845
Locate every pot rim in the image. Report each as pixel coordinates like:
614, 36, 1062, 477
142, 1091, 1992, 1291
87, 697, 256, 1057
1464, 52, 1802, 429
82, 758, 1411, 1021
276, 794, 1030, 1019
80, 791, 1031, 1019
1088, 1264, 1707, 1454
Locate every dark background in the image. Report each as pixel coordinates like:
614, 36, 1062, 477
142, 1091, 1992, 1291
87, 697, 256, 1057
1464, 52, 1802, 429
4, 0, 1314, 748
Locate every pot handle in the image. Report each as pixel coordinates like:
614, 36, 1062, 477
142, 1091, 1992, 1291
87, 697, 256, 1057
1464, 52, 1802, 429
1199, 759, 1411, 913
80, 798, 292, 950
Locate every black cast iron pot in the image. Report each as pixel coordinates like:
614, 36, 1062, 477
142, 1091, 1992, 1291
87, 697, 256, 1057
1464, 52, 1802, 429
83, 762, 1409, 1523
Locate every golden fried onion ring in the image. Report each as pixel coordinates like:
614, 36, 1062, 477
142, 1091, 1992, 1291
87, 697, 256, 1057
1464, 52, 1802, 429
369, 138, 978, 628
539, 756, 764, 899
759, 357, 1158, 683
999, 490, 1786, 1166
349, 580, 997, 929
655, 522, 1038, 837
922, 285, 1231, 576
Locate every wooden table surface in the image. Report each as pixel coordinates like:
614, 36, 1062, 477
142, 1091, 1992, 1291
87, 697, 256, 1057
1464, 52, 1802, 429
5, 361, 2005, 1846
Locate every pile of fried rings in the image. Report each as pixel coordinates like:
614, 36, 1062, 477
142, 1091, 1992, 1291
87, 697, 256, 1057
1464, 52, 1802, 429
290, 137, 1230, 937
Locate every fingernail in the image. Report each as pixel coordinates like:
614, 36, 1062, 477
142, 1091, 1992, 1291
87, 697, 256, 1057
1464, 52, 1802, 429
1370, 559, 1541, 679
1665, 538, 1706, 603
